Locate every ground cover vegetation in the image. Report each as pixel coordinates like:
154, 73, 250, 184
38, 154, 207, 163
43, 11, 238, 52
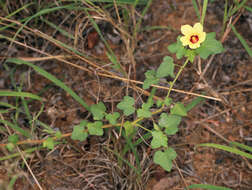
0, 0, 252, 189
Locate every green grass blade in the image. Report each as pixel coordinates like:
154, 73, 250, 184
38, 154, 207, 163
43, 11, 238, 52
201, 0, 208, 25
0, 1, 7, 13
0, 125, 8, 133
85, 10, 126, 75
0, 4, 82, 32
0, 25, 92, 62
230, 141, 252, 153
87, 0, 148, 4
140, 25, 174, 32
0, 119, 30, 137
21, 97, 32, 120
187, 184, 232, 190
122, 132, 152, 155
40, 17, 75, 40
0, 102, 18, 110
0, 110, 11, 114
133, 0, 140, 7
198, 143, 252, 160
105, 146, 141, 176
0, 146, 43, 161
191, 0, 200, 20
32, 105, 45, 125
10, 4, 79, 44
0, 90, 42, 101
244, 5, 252, 12
227, 4, 234, 19
231, 0, 248, 15
122, 131, 141, 172
8, 175, 18, 190
5, 2, 34, 19
7, 58, 90, 111
37, 120, 55, 134
134, 0, 152, 38
231, 25, 252, 57
221, 0, 228, 36
185, 96, 204, 112
0, 17, 26, 32
17, 87, 32, 121
34, 31, 84, 57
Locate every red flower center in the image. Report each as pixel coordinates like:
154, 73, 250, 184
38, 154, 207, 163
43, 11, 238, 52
190, 35, 199, 44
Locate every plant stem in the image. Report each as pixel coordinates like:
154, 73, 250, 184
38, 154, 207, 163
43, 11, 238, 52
200, 0, 208, 26
166, 58, 190, 99
133, 58, 190, 126
1, 57, 190, 148
147, 87, 156, 104
133, 0, 153, 40
221, 0, 228, 36
135, 123, 152, 133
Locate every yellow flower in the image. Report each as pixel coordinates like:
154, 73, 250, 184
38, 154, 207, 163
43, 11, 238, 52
180, 23, 206, 49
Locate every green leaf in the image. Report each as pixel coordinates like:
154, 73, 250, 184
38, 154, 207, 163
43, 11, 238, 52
87, 121, 104, 136
90, 102, 106, 120
156, 56, 175, 78
196, 32, 224, 59
6, 143, 15, 152
151, 131, 168, 149
117, 96, 135, 116
165, 147, 177, 160
143, 70, 159, 89
137, 100, 153, 118
142, 101, 153, 110
187, 184, 232, 190
176, 45, 187, 59
158, 113, 181, 135
105, 112, 120, 125
164, 97, 172, 106
167, 42, 177, 53
8, 134, 19, 144
153, 148, 177, 172
137, 108, 152, 118
124, 121, 135, 137
170, 102, 187, 116
43, 137, 55, 150
71, 120, 88, 141
55, 131, 62, 139
154, 150, 172, 172
156, 100, 163, 107
185, 49, 196, 63
153, 123, 160, 131
168, 36, 186, 59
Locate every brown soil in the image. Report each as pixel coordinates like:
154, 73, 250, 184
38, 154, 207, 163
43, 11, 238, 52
0, 0, 252, 190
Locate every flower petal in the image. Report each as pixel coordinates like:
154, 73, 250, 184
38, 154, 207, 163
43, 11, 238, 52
198, 32, 206, 43
180, 36, 189, 46
193, 23, 203, 32
181, 24, 193, 36
180, 23, 206, 49
189, 42, 200, 49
